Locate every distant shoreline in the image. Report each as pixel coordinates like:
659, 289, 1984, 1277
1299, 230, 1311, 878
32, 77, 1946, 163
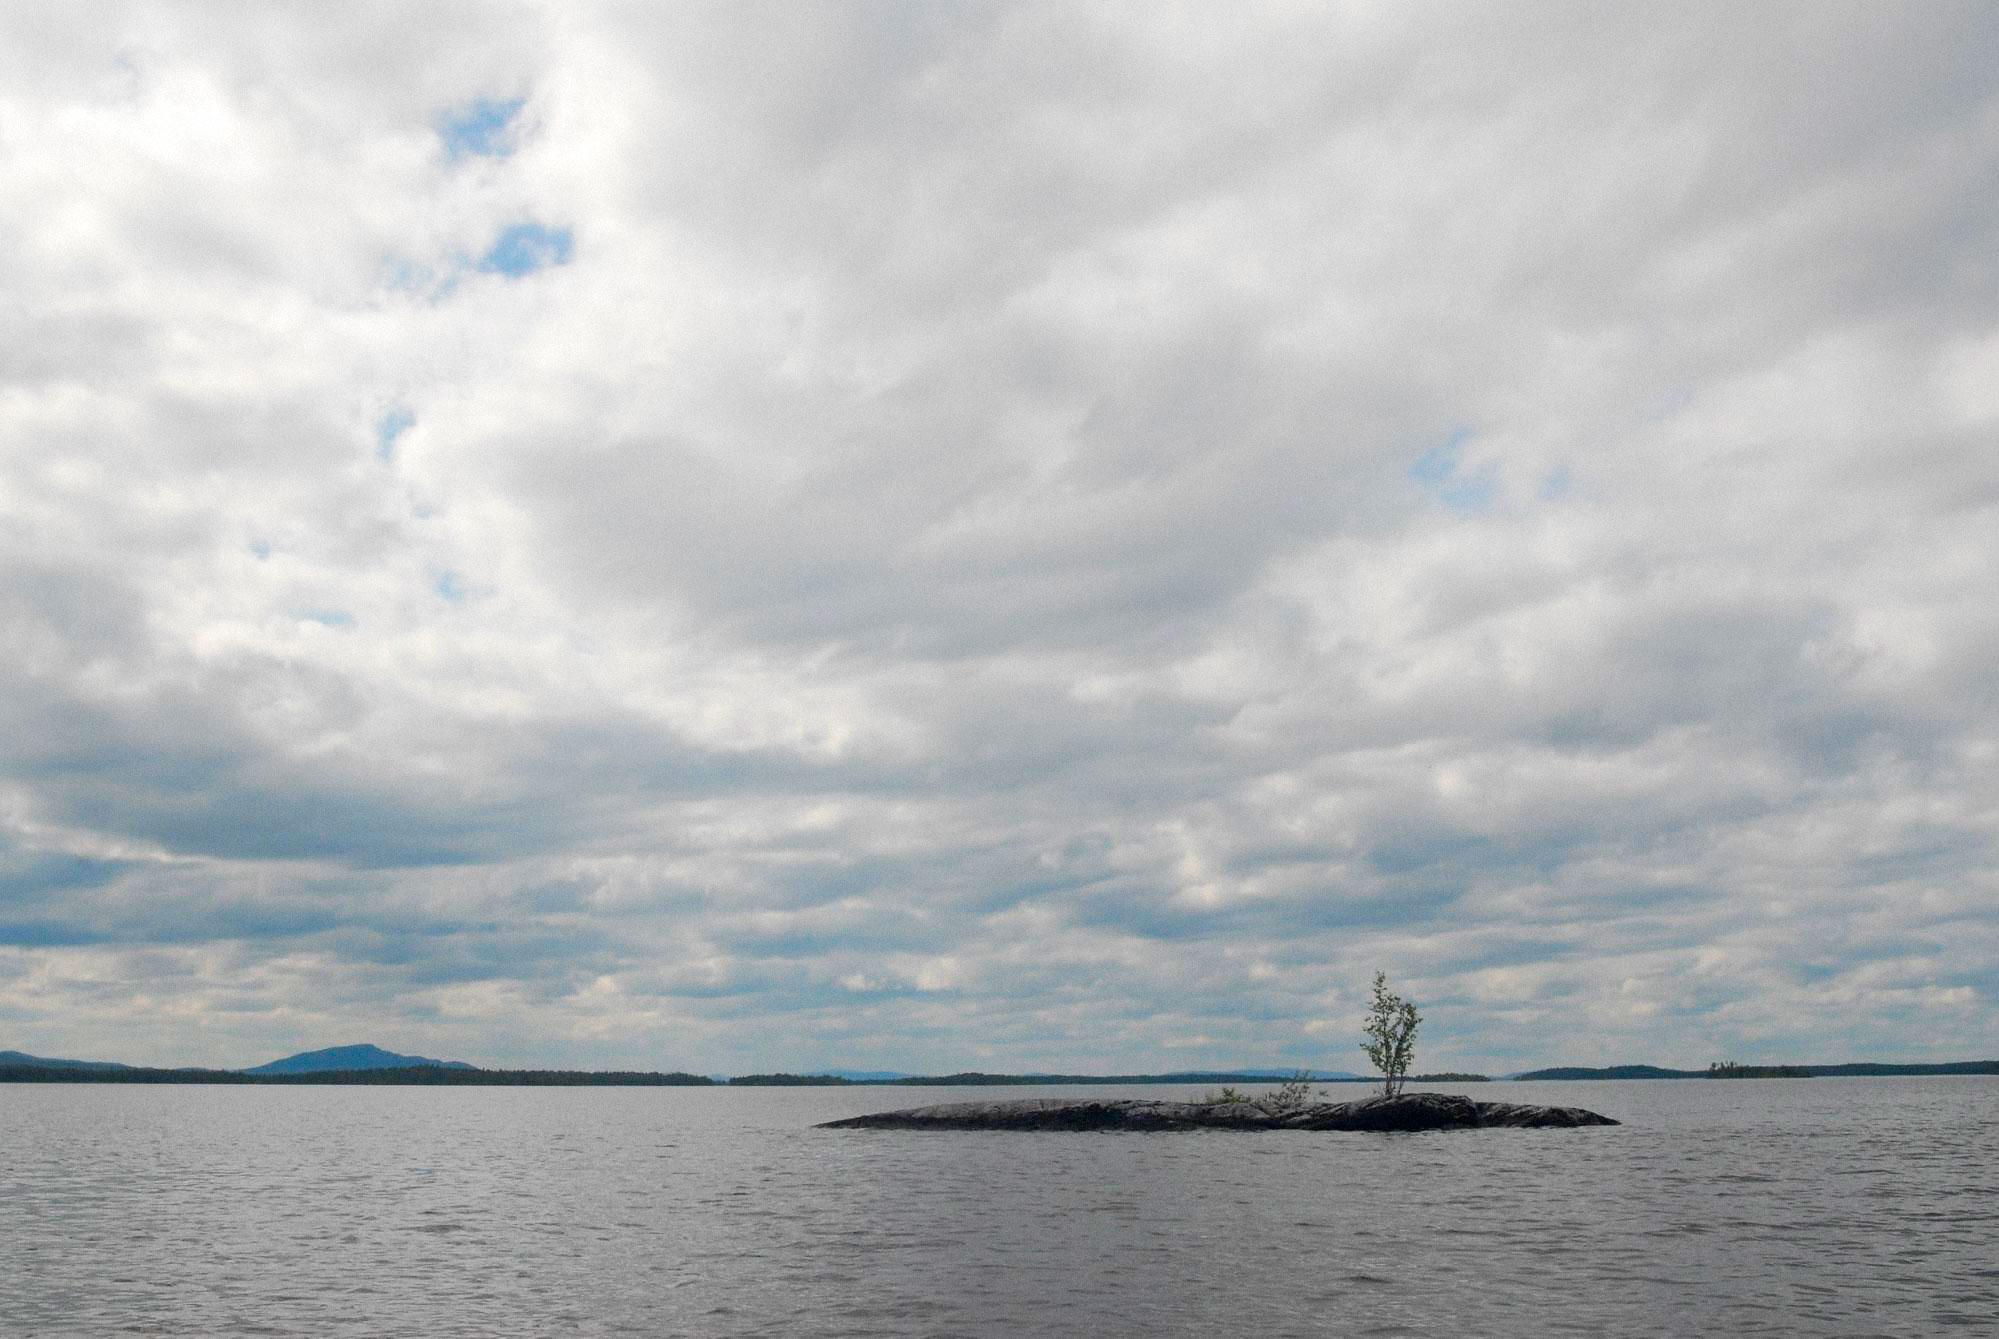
1512, 1061, 1999, 1080
727, 1069, 1491, 1086
7, 1060, 1994, 1086
0, 1065, 1453, 1087
0, 1065, 714, 1086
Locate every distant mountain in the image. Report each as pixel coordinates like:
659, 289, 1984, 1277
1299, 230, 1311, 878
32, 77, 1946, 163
0, 1049, 132, 1071
241, 1044, 477, 1075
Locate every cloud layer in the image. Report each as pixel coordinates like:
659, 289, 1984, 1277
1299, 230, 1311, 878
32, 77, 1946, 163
4, 2, 1995, 1072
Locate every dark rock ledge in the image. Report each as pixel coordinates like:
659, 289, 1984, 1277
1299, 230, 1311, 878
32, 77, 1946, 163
818, 1091, 1618, 1132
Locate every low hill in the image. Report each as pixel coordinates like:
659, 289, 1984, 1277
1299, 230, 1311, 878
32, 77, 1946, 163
0, 1049, 132, 1071
240, 1044, 477, 1075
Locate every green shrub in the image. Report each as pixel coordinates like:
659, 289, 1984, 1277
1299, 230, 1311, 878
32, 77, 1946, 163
1361, 972, 1422, 1098
1258, 1071, 1318, 1115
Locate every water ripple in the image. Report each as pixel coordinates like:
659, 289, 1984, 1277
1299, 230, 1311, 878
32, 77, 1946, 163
1, 1079, 1993, 1336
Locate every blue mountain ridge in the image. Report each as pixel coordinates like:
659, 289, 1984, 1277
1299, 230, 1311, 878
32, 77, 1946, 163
240, 1044, 476, 1075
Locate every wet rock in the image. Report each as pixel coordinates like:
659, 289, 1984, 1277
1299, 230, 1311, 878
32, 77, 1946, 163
818, 1091, 1618, 1132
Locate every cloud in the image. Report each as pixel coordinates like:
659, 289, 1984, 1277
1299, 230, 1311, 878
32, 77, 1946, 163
1, 3, 1995, 1072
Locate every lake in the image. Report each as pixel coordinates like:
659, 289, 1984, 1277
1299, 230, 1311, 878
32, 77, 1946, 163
3, 1078, 1993, 1336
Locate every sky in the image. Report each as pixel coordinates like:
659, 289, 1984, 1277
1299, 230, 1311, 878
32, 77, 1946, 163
3, 2, 1996, 1075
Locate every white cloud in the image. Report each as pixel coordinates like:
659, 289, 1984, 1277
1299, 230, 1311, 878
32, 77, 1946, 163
2, 2, 1995, 1072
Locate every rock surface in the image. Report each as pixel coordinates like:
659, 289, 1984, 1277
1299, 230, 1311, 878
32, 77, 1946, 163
818, 1091, 1618, 1132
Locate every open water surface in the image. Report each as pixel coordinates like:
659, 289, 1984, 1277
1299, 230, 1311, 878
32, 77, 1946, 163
3, 1077, 1994, 1337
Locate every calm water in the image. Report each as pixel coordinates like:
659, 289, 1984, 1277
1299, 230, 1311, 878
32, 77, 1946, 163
3, 1078, 1994, 1337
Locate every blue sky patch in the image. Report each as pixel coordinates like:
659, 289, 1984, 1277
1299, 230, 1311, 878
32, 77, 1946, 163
298, 609, 354, 628
376, 409, 415, 461
1409, 428, 1495, 513
381, 254, 448, 296
479, 223, 573, 277
438, 97, 525, 160
433, 569, 466, 603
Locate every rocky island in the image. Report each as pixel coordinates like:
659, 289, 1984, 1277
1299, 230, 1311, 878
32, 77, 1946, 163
819, 1091, 1618, 1132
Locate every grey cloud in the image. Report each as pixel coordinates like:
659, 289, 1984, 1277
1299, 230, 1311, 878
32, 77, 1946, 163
1, 3, 1994, 1073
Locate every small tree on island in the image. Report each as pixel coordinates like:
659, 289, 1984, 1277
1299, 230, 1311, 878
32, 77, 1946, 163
1360, 971, 1422, 1098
